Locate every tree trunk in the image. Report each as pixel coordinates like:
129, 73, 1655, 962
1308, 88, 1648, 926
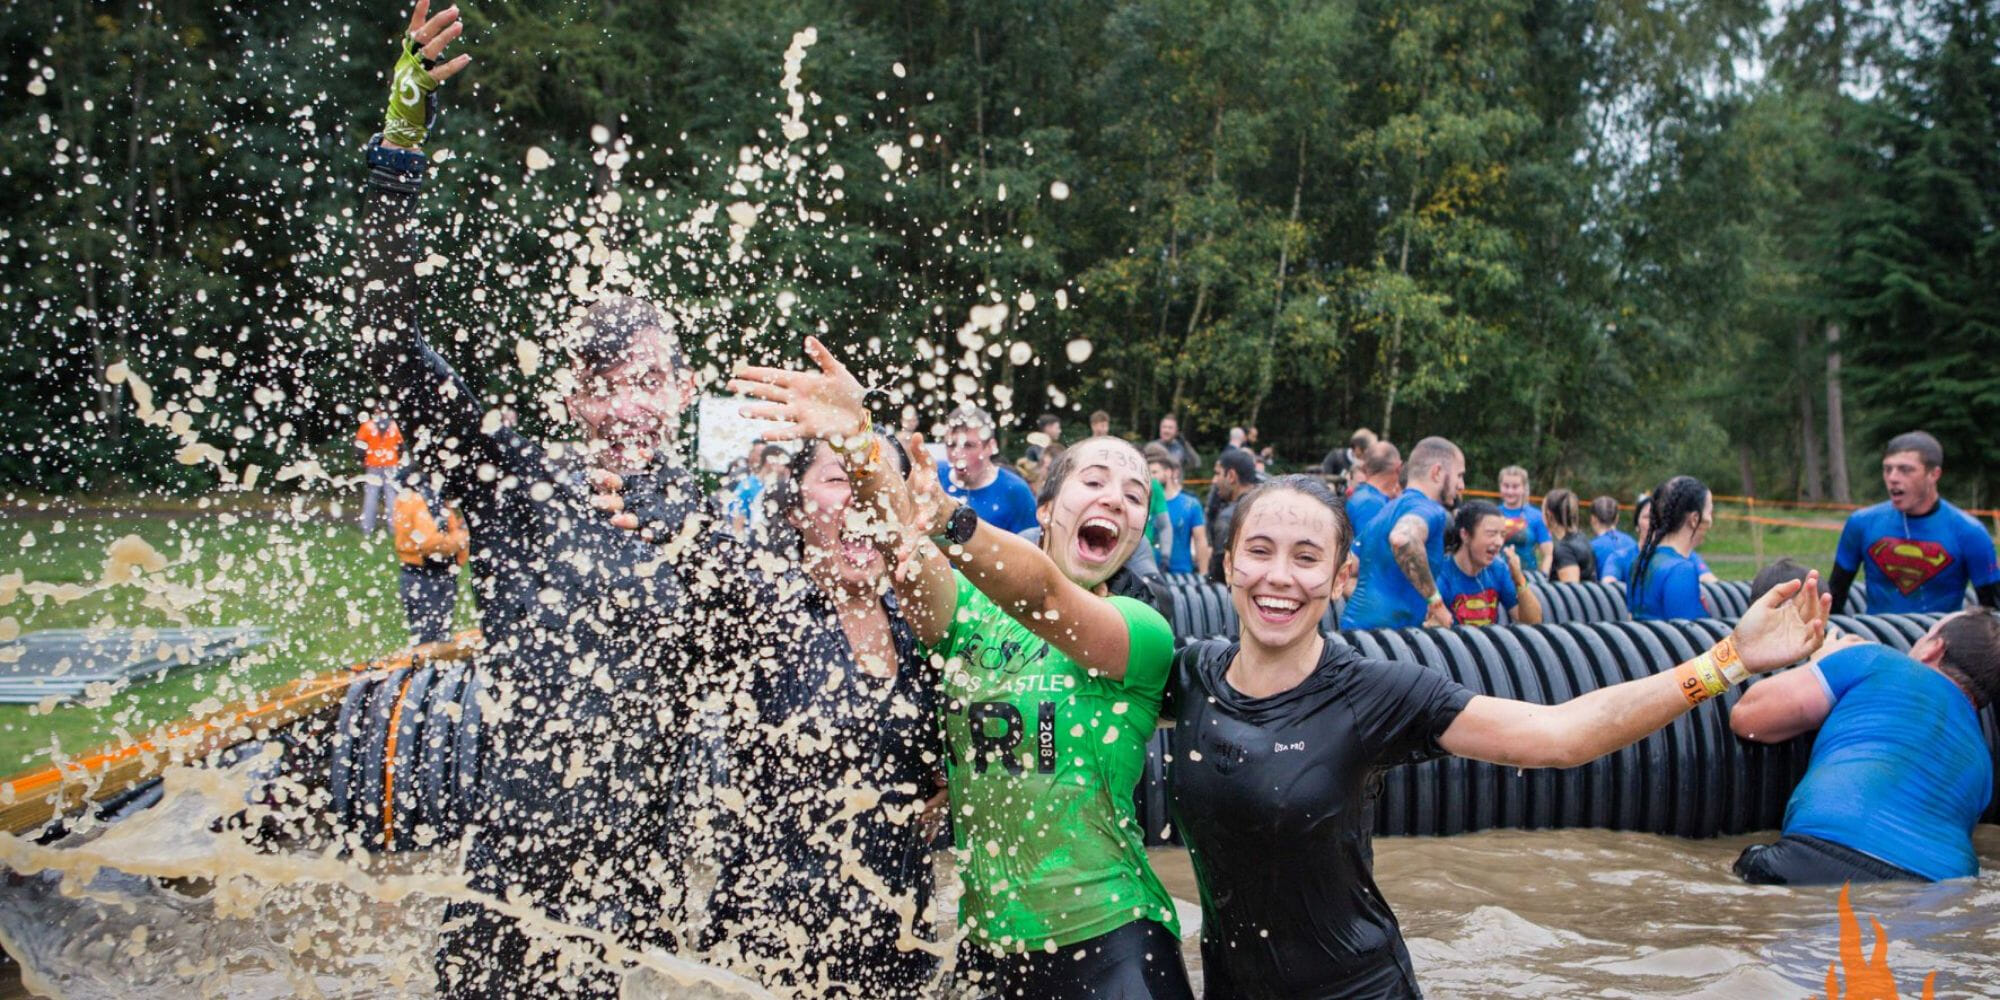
1795, 322, 1823, 500
1825, 322, 1852, 503
1737, 442, 1757, 497
1379, 181, 1421, 440
1248, 136, 1307, 428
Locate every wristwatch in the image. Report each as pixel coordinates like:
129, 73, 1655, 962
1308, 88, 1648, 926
937, 503, 978, 547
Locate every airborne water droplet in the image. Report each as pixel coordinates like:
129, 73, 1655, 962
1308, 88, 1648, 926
1065, 339, 1093, 364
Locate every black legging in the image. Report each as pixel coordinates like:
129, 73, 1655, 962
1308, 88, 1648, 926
962, 919, 1195, 1000
1734, 834, 1927, 885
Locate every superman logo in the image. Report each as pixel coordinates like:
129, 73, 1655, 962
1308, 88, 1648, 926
1453, 590, 1501, 627
1866, 537, 1952, 595
1502, 516, 1528, 543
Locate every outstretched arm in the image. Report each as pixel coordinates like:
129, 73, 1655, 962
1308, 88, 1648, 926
1440, 574, 1830, 768
731, 338, 1140, 679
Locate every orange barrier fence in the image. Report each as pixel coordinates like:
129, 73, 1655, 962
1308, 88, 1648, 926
0, 630, 481, 837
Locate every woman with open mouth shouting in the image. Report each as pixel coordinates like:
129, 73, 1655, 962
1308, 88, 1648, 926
1167, 474, 1832, 999
730, 338, 1194, 999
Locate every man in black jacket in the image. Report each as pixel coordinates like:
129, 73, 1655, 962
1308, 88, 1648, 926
352, 6, 833, 995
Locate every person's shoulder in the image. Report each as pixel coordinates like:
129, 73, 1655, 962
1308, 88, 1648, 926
1846, 500, 1896, 525
995, 465, 1035, 495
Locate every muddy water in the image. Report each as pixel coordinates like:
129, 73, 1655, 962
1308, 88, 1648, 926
2, 762, 1994, 998
1153, 826, 2000, 998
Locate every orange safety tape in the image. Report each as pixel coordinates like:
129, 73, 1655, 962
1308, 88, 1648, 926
380, 670, 417, 849
1, 629, 483, 806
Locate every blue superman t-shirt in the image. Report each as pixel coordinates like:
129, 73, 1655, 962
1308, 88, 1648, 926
1435, 556, 1518, 626
940, 465, 1040, 535
1342, 491, 1449, 629
1630, 547, 1707, 620
1162, 490, 1206, 574
1498, 504, 1551, 574
1782, 645, 1991, 880
1834, 499, 1998, 613
1345, 483, 1390, 550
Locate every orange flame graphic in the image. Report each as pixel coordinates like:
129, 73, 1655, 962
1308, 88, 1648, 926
1823, 883, 1937, 1000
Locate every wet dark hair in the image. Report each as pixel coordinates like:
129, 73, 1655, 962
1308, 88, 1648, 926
1936, 610, 2000, 708
1227, 474, 1354, 558
1884, 431, 1943, 470
1542, 488, 1579, 535
1632, 475, 1709, 594
765, 427, 911, 547
1035, 413, 1061, 432
1748, 557, 1812, 604
1445, 499, 1503, 555
1036, 435, 1146, 506
571, 296, 685, 375
1589, 495, 1621, 529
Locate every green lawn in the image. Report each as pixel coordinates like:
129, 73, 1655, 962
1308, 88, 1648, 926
0, 504, 467, 772
1695, 510, 1845, 580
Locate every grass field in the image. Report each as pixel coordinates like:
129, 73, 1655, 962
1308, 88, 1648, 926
0, 499, 470, 772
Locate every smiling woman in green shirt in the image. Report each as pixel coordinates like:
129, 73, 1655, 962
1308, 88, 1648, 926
730, 339, 1193, 999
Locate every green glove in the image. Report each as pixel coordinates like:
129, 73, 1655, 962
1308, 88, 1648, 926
381, 35, 439, 150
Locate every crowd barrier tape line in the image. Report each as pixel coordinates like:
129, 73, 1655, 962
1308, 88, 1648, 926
0, 629, 482, 838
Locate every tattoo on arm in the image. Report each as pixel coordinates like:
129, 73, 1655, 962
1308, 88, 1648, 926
1392, 517, 1435, 596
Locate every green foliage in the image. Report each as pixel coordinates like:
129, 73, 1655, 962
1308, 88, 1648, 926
0, 0, 1990, 502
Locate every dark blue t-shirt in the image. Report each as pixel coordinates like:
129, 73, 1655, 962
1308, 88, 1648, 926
1783, 645, 1991, 880
1342, 491, 1448, 629
1434, 555, 1518, 626
1345, 483, 1390, 550
1834, 499, 1998, 613
1590, 529, 1637, 581
1163, 490, 1207, 575
1630, 547, 1707, 620
940, 464, 1040, 535
1498, 504, 1551, 574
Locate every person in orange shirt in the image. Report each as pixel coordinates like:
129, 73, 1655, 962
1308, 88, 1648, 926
355, 406, 405, 535
393, 471, 468, 644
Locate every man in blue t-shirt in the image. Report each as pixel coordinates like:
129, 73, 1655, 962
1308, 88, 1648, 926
1587, 495, 1637, 584
1831, 431, 2000, 614
938, 403, 1039, 534
1497, 465, 1552, 576
1146, 447, 1208, 575
1343, 436, 1463, 629
1730, 610, 1999, 883
1344, 441, 1402, 548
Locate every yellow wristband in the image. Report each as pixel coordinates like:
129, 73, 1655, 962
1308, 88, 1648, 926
833, 429, 880, 472
1675, 652, 1732, 707
1710, 635, 1747, 684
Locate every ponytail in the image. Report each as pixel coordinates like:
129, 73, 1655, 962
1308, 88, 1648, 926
1632, 476, 1708, 593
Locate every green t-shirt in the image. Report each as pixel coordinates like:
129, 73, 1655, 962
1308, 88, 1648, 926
935, 571, 1180, 951
1146, 478, 1168, 541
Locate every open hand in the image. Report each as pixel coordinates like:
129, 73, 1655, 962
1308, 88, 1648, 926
383, 2, 472, 150
727, 336, 869, 445
1731, 571, 1832, 673
587, 468, 650, 539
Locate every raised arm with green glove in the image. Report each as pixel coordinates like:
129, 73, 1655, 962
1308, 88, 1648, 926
379, 0, 471, 151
